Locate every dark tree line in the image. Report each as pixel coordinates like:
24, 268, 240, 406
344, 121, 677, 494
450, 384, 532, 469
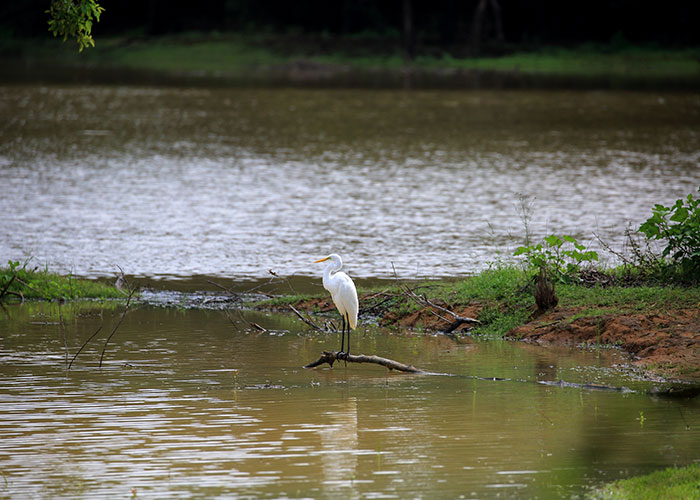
2, 0, 699, 55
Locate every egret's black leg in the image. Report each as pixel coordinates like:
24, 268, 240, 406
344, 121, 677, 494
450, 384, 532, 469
340, 315, 346, 354
345, 313, 351, 355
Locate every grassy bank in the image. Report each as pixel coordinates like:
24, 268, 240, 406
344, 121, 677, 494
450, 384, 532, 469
265, 263, 700, 378
2, 33, 699, 87
280, 266, 700, 338
0, 260, 124, 301
587, 463, 700, 499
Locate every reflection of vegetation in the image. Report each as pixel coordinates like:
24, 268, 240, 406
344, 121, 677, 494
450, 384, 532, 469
587, 463, 700, 499
0, 299, 121, 352
0, 259, 123, 302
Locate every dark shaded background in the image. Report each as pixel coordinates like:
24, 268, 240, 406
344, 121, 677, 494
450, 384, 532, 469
2, 0, 699, 53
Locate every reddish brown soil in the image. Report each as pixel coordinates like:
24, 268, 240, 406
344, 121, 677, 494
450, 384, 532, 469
289, 295, 700, 379
510, 308, 700, 378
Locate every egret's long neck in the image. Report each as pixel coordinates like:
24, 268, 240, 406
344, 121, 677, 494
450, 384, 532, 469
322, 260, 341, 288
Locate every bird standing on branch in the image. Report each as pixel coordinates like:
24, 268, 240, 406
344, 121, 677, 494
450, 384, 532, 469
314, 254, 359, 356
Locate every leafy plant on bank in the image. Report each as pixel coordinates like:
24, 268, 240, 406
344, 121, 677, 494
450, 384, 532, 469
638, 187, 700, 282
0, 259, 123, 301
514, 234, 599, 282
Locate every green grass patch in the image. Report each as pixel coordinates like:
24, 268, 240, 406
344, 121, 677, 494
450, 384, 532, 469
587, 463, 700, 500
557, 283, 700, 311
1, 260, 124, 301
447, 267, 528, 303
426, 267, 532, 338
427, 45, 700, 78
567, 307, 618, 322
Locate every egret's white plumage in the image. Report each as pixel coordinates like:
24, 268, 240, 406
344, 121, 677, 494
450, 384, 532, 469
314, 254, 359, 354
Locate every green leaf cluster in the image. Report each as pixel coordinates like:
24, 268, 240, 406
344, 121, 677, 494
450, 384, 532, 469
638, 187, 700, 281
514, 234, 599, 282
46, 0, 104, 52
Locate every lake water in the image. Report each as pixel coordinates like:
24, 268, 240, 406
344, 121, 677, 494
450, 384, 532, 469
1, 83, 700, 498
1, 301, 699, 499
1, 85, 699, 282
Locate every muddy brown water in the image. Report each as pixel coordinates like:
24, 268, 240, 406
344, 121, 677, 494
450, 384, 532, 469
1, 84, 700, 498
1, 85, 699, 281
1, 301, 699, 499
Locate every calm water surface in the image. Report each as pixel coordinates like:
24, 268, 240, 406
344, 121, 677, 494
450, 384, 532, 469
1, 85, 699, 280
1, 302, 699, 499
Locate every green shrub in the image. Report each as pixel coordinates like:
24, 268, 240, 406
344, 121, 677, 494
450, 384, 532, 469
514, 234, 599, 282
638, 187, 700, 281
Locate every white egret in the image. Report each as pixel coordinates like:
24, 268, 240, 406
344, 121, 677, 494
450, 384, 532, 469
314, 254, 359, 355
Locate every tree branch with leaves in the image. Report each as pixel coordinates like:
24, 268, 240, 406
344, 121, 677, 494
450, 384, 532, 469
46, 0, 104, 51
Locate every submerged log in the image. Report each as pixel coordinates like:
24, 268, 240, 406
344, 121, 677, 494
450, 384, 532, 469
304, 351, 423, 373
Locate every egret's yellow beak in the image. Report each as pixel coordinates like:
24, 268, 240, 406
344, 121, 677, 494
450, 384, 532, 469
314, 257, 330, 263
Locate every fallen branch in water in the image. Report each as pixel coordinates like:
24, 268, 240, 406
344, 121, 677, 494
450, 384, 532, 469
304, 351, 423, 373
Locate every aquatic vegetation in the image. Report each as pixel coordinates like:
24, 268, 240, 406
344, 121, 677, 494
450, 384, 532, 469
0, 259, 124, 301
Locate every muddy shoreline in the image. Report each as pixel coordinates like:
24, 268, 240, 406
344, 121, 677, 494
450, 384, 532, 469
259, 293, 700, 382
58, 286, 700, 383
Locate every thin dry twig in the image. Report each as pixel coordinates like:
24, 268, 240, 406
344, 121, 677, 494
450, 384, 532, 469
594, 231, 633, 266
288, 304, 327, 332
207, 269, 296, 301
223, 307, 267, 333
99, 268, 136, 368
269, 269, 298, 295
14, 277, 41, 296
58, 302, 68, 372
0, 275, 16, 300
68, 325, 103, 370
390, 262, 480, 334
